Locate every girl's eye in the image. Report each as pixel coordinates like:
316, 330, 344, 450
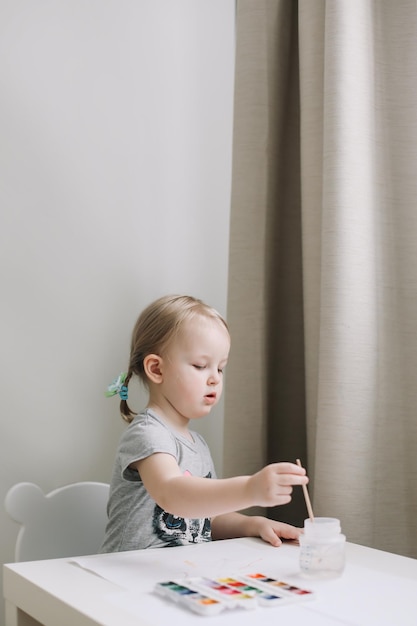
193, 364, 205, 370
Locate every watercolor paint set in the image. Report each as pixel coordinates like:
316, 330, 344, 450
154, 572, 315, 616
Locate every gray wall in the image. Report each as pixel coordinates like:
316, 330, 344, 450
0, 1, 234, 620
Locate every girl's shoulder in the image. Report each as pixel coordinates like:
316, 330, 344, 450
127, 409, 171, 434
119, 409, 177, 456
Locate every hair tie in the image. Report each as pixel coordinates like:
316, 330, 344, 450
105, 372, 128, 400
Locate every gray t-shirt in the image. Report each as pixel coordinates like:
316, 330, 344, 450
100, 408, 216, 552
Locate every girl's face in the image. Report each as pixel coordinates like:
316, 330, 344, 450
157, 315, 230, 424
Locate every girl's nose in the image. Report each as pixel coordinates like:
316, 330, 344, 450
208, 369, 220, 385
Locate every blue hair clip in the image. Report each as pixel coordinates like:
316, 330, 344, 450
105, 372, 128, 400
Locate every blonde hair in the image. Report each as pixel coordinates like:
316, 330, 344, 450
120, 295, 228, 423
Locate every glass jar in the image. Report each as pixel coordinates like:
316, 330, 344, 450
299, 517, 346, 578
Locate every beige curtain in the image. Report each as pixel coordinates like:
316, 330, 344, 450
225, 0, 417, 559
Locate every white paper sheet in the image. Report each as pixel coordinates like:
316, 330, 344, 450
71, 540, 417, 625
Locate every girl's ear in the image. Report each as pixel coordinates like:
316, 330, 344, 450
143, 354, 163, 384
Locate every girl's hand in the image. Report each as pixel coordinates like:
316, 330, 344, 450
247, 462, 308, 508
247, 516, 303, 547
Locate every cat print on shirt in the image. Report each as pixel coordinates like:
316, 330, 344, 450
152, 471, 212, 546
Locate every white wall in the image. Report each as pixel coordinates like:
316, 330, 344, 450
0, 0, 234, 620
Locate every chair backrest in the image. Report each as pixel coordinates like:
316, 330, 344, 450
5, 481, 110, 562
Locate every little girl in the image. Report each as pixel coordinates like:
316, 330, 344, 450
100, 294, 308, 552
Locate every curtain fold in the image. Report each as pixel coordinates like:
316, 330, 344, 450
225, 0, 417, 558
224, 0, 307, 525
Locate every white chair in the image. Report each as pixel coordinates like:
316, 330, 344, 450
5, 481, 110, 562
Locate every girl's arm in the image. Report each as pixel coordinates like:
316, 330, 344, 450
211, 512, 302, 547
133, 452, 308, 518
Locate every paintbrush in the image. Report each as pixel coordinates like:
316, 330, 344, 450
296, 458, 314, 522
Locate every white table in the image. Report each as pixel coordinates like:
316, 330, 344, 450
3, 537, 417, 626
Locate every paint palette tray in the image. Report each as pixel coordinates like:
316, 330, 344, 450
154, 572, 315, 616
